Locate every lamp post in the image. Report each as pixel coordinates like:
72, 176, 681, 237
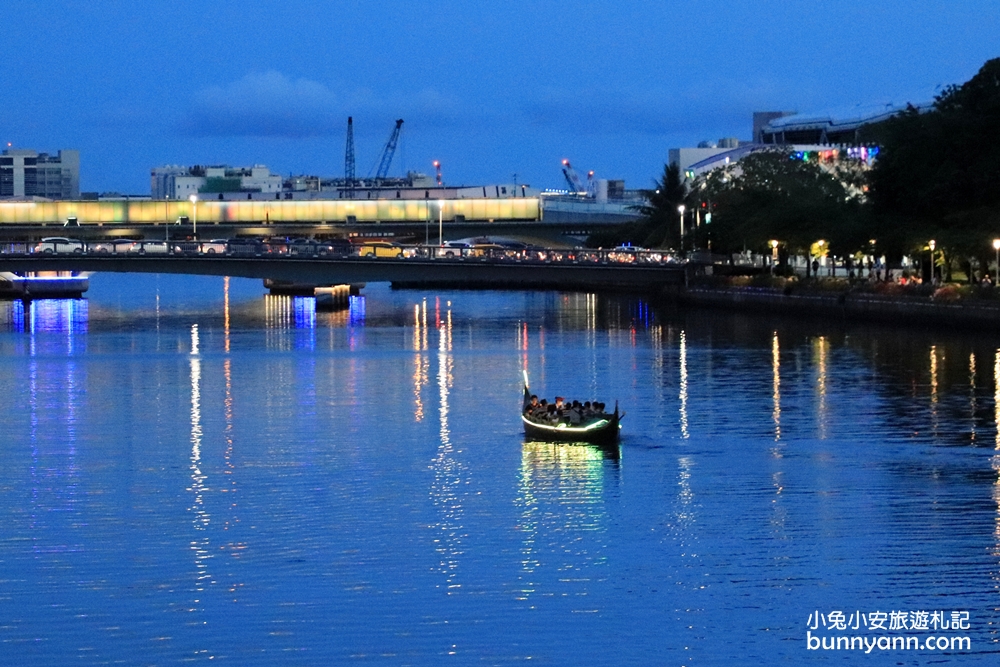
425, 203, 430, 247
677, 204, 685, 251
770, 239, 779, 275
438, 200, 444, 247
928, 239, 936, 283
189, 194, 198, 239
992, 239, 1000, 283
817, 239, 826, 277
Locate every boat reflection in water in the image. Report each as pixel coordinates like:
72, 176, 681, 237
515, 439, 618, 605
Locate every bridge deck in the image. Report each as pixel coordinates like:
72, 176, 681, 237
0, 244, 687, 292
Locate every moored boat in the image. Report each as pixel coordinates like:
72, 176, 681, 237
521, 372, 623, 446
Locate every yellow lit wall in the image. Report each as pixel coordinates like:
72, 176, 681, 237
0, 198, 541, 225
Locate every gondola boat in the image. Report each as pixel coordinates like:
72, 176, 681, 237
521, 372, 623, 446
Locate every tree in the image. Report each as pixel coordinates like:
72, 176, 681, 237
688, 149, 869, 263
863, 58, 1000, 271
585, 163, 686, 249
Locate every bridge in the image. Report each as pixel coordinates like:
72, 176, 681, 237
0, 241, 687, 293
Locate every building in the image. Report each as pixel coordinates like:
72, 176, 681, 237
0, 148, 80, 199
682, 143, 878, 182
669, 138, 747, 178
151, 164, 283, 199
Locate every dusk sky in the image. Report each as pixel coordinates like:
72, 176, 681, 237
2, 0, 997, 194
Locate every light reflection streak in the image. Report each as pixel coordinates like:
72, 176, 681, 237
679, 330, 689, 439
430, 301, 465, 593
651, 324, 664, 415
772, 331, 781, 441
223, 276, 230, 353
993, 350, 1000, 558
221, 357, 245, 596
412, 300, 429, 422
516, 442, 608, 604
970, 353, 977, 442
672, 456, 697, 554
929, 345, 939, 437
188, 324, 212, 604
814, 336, 828, 440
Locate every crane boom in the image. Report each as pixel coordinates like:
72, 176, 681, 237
345, 116, 356, 198
375, 119, 404, 181
561, 159, 585, 194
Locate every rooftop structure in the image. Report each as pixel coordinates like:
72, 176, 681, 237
151, 164, 283, 199
758, 101, 932, 145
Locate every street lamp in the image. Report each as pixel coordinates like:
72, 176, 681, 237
438, 200, 444, 247
928, 239, 936, 283
817, 239, 826, 276
770, 239, 779, 275
189, 194, 198, 239
992, 239, 1000, 283
677, 204, 685, 250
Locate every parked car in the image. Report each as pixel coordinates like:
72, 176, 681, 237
34, 237, 85, 254
437, 241, 472, 258
130, 240, 176, 255
356, 241, 404, 258
200, 240, 229, 254
327, 238, 354, 256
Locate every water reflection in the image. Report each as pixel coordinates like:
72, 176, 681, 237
813, 336, 828, 439
929, 345, 940, 437
772, 331, 781, 441
221, 357, 245, 597
429, 301, 465, 593
264, 295, 316, 351
0, 298, 89, 335
223, 276, 230, 353
516, 441, 612, 606
412, 300, 430, 422
188, 324, 212, 607
679, 330, 689, 439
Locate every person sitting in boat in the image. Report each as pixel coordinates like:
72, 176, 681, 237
526, 394, 539, 414
567, 400, 584, 425
529, 398, 548, 419
545, 404, 560, 424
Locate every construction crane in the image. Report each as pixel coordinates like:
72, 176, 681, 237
561, 159, 586, 194
374, 119, 404, 182
433, 160, 442, 186
344, 117, 356, 198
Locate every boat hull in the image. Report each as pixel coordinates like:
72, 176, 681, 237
521, 414, 621, 446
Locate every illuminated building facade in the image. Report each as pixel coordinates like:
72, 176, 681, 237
0, 148, 80, 199
0, 196, 541, 225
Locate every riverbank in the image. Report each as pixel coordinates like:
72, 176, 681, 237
662, 276, 1000, 329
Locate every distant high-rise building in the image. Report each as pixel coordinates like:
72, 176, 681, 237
0, 148, 80, 199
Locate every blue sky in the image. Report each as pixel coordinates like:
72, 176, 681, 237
2, 0, 997, 194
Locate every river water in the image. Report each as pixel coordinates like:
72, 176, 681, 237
0, 274, 998, 665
